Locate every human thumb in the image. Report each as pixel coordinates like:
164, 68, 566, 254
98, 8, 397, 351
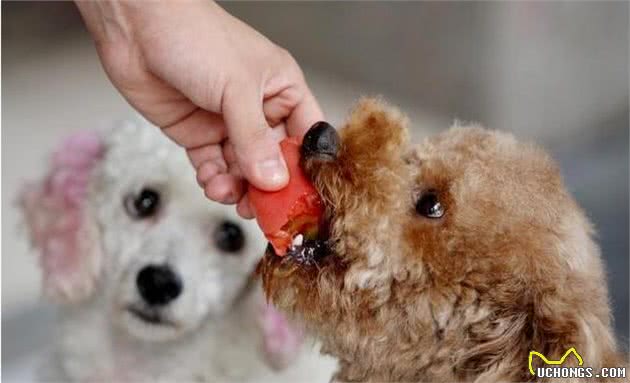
222, 83, 289, 191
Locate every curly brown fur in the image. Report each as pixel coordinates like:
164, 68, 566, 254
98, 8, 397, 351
259, 98, 625, 382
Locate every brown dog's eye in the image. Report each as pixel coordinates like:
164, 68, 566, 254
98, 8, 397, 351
125, 188, 160, 219
415, 191, 444, 218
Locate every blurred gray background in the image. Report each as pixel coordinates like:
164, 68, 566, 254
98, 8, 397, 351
3, 1, 628, 375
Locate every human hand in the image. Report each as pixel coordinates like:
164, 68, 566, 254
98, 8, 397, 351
76, 0, 323, 218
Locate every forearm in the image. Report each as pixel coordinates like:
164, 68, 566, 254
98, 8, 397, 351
75, 1, 132, 44
76, 1, 224, 44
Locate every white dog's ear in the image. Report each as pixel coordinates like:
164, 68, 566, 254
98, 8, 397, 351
19, 131, 105, 304
258, 302, 305, 371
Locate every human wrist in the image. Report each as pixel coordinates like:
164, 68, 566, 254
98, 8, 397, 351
76, 0, 224, 44
74, 0, 137, 45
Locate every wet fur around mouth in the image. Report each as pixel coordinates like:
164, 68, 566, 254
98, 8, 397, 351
259, 98, 625, 382
258, 242, 348, 313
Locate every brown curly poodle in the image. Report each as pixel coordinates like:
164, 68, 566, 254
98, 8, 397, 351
259, 98, 625, 382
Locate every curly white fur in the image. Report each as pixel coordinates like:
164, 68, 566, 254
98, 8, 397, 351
21, 119, 337, 382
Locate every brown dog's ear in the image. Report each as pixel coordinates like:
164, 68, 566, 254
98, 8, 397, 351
19, 131, 105, 304
528, 290, 623, 373
340, 97, 409, 171
457, 278, 620, 380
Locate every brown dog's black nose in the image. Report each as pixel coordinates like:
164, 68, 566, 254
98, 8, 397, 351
302, 121, 339, 161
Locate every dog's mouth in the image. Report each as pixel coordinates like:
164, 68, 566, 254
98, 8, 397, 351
268, 237, 331, 266
259, 121, 344, 281
126, 305, 175, 327
258, 233, 340, 292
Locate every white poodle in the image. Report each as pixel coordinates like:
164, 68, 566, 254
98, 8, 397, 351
19, 120, 337, 382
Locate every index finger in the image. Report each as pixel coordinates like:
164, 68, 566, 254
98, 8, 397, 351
285, 87, 324, 138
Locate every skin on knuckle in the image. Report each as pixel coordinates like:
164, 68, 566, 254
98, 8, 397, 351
203, 69, 229, 112
206, 182, 227, 201
276, 47, 294, 65
222, 74, 261, 114
98, 42, 135, 83
265, 46, 303, 86
279, 48, 306, 83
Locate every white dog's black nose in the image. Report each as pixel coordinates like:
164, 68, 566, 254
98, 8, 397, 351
136, 265, 182, 306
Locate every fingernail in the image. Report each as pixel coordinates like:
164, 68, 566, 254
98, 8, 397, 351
255, 158, 288, 188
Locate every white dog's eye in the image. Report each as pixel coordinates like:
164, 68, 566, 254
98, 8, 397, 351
214, 221, 245, 253
124, 188, 161, 219
415, 190, 444, 219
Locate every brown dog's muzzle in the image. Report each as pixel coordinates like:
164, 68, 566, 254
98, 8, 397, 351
260, 122, 340, 272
